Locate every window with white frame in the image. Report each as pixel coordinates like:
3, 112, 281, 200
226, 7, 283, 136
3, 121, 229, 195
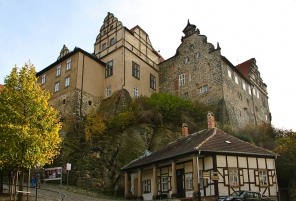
199, 171, 203, 188
56, 65, 61, 76
142, 180, 151, 193
259, 170, 268, 186
248, 86, 252, 95
65, 76, 70, 87
110, 38, 115, 45
227, 68, 232, 78
185, 173, 193, 189
242, 80, 246, 90
179, 73, 185, 86
234, 74, 238, 84
229, 169, 239, 186
106, 86, 112, 97
132, 62, 140, 79
66, 59, 71, 71
133, 87, 138, 98
105, 60, 113, 77
150, 74, 156, 90
102, 43, 107, 50
161, 176, 168, 191
54, 82, 60, 92
257, 90, 260, 99
41, 74, 46, 84
198, 85, 208, 94
184, 57, 189, 64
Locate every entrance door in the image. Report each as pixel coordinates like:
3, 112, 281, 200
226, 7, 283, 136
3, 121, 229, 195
176, 169, 185, 198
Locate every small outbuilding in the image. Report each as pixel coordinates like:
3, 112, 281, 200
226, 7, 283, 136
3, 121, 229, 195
122, 113, 278, 201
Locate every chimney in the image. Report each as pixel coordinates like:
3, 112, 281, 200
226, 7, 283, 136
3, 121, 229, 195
207, 112, 215, 129
182, 123, 188, 137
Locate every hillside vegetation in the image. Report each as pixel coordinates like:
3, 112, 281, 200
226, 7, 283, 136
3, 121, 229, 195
51, 90, 295, 195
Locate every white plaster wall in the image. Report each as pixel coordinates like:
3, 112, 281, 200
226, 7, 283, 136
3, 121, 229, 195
238, 157, 247, 168
266, 158, 275, 169
217, 155, 226, 167
204, 157, 213, 170
248, 157, 257, 168
258, 158, 266, 169
227, 156, 237, 167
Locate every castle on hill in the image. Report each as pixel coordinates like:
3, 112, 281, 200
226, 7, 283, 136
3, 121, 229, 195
36, 12, 270, 128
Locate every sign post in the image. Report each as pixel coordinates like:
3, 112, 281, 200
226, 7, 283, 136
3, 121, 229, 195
66, 163, 71, 187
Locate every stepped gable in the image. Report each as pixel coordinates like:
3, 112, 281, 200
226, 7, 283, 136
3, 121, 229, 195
122, 128, 276, 170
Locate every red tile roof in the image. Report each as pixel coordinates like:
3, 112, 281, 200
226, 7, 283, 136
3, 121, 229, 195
236, 58, 254, 78
122, 128, 276, 171
0, 84, 4, 90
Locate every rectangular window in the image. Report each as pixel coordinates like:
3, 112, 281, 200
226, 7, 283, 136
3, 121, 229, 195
185, 173, 193, 189
242, 80, 246, 90
105, 60, 113, 77
102, 43, 107, 50
199, 171, 203, 188
133, 87, 138, 98
66, 59, 71, 71
132, 62, 140, 79
110, 38, 115, 45
234, 74, 238, 84
184, 92, 189, 99
54, 82, 59, 92
259, 170, 268, 186
248, 86, 252, 95
184, 57, 189, 64
161, 177, 168, 191
179, 73, 185, 86
257, 90, 260, 99
106, 86, 112, 97
228, 68, 232, 78
65, 76, 70, 87
142, 180, 151, 193
195, 53, 200, 59
150, 74, 156, 90
198, 85, 208, 94
41, 74, 46, 85
229, 169, 239, 186
56, 65, 61, 76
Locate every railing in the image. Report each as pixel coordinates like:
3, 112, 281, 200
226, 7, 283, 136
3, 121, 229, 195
2, 183, 66, 201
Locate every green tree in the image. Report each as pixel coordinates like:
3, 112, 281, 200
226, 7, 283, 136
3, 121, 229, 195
0, 64, 61, 199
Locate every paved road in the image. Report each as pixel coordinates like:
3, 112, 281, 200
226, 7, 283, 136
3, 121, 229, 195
1, 184, 123, 201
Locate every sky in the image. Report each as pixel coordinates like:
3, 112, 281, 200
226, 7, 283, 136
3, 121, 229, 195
0, 0, 295, 131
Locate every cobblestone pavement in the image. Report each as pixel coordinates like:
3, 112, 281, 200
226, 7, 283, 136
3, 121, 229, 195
1, 184, 125, 201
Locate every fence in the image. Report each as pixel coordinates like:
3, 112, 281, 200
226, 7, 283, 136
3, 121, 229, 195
2, 183, 65, 201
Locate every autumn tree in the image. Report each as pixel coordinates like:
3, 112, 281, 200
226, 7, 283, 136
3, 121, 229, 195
0, 64, 61, 199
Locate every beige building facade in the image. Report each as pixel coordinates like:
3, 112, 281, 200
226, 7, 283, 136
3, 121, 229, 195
36, 12, 162, 118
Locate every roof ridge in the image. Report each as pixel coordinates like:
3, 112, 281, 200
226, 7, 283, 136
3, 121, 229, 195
194, 128, 217, 150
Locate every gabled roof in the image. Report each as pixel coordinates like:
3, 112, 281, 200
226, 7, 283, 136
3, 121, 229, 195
36, 47, 105, 76
122, 128, 277, 171
236, 58, 255, 78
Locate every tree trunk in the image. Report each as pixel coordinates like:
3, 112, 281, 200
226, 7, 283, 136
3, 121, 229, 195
17, 168, 24, 201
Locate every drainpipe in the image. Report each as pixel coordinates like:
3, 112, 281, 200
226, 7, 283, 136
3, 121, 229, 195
80, 54, 85, 117
251, 85, 258, 125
